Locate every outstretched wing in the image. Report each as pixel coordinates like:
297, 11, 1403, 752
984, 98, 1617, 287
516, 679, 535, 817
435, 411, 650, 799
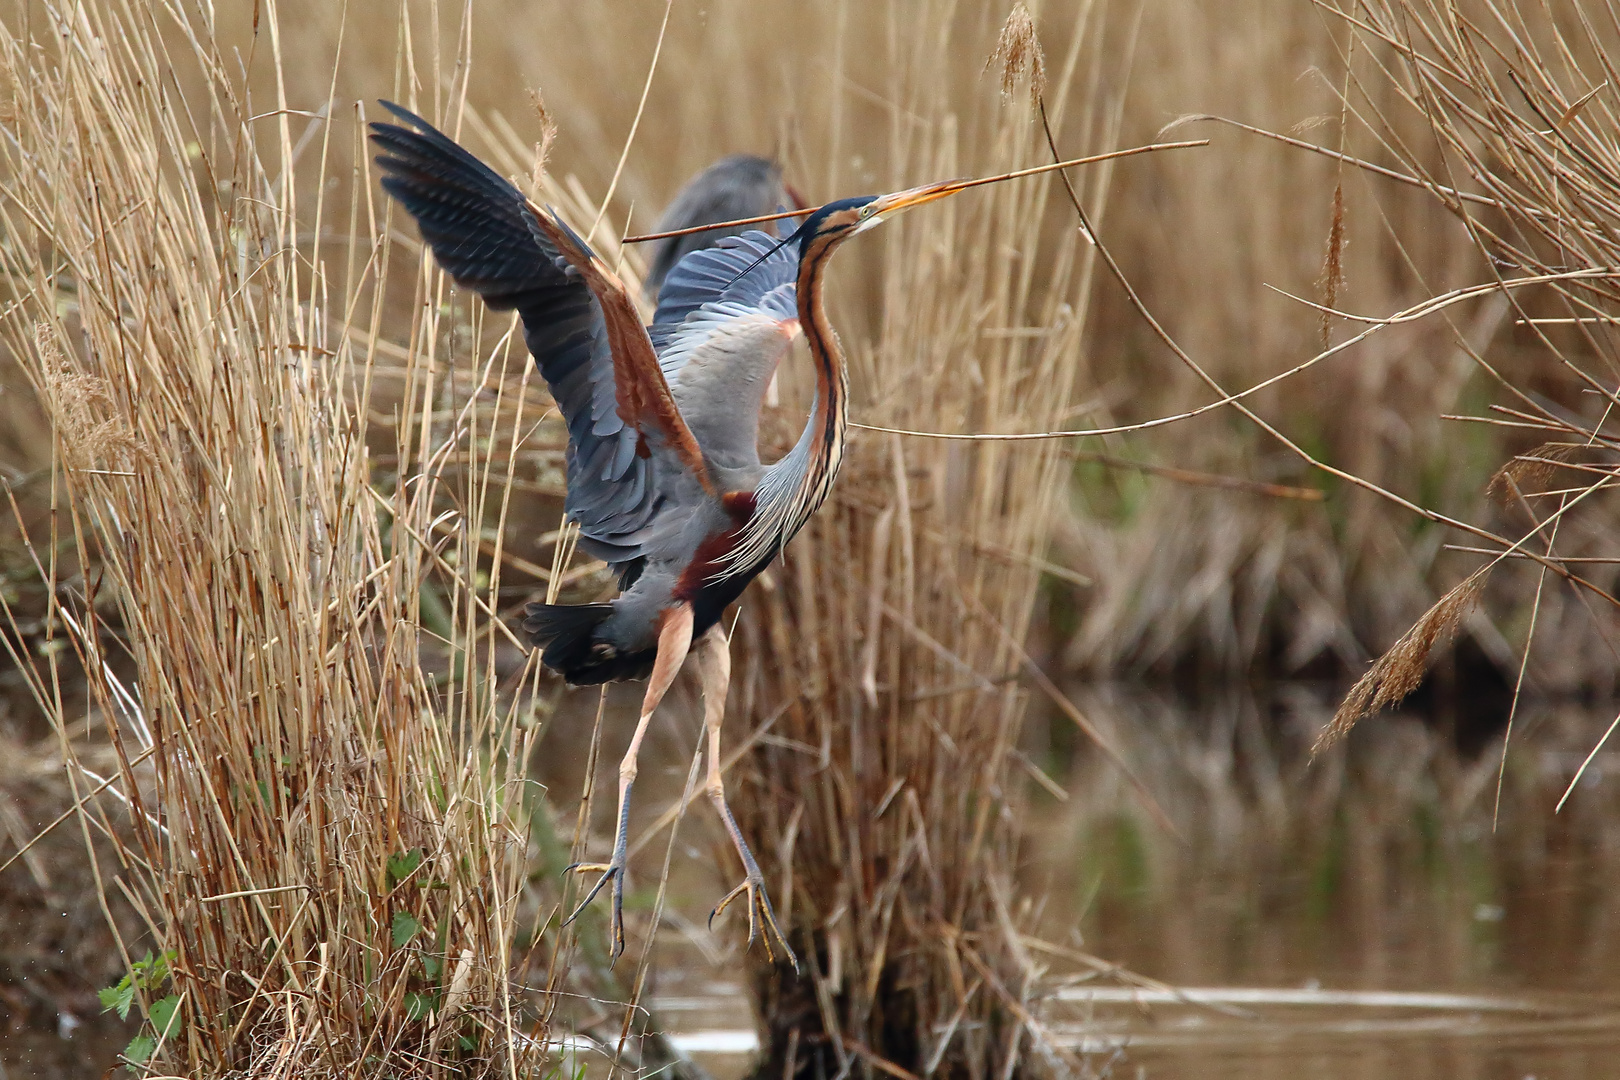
646, 231, 802, 470
369, 102, 712, 566
650, 231, 799, 358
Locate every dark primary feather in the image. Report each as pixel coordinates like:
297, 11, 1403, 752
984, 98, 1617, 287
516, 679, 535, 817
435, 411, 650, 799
370, 102, 660, 569
524, 602, 655, 683
518, 204, 717, 496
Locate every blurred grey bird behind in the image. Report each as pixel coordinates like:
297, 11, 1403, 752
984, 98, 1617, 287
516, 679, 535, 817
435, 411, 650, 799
643, 154, 805, 301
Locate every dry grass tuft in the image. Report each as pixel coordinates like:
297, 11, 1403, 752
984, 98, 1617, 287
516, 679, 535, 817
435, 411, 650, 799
527, 88, 560, 184
722, 5, 1121, 1078
1345, 1, 1620, 284
1315, 182, 1346, 350
1486, 442, 1585, 504
34, 325, 151, 472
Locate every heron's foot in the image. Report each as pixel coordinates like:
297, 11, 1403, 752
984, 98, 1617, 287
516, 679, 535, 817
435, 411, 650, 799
710, 872, 799, 972
562, 860, 627, 961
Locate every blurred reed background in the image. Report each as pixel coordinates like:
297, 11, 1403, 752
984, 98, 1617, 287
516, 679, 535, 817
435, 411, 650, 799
1, 0, 1618, 1077
241, 0, 1619, 695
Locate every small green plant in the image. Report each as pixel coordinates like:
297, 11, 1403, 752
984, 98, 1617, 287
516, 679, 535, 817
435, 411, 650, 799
387, 849, 453, 1024
98, 949, 182, 1065
387, 847, 425, 888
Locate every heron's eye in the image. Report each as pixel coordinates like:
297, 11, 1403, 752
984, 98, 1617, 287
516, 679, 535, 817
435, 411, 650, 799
858, 204, 875, 219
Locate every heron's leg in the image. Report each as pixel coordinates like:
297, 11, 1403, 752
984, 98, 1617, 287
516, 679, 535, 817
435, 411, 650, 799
564, 601, 694, 962
695, 626, 799, 971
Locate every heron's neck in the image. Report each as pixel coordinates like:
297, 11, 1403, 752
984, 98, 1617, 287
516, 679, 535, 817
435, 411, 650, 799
793, 235, 849, 508
706, 235, 851, 580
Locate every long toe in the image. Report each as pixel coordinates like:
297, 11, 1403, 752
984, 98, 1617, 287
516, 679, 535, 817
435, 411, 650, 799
563, 861, 613, 875
709, 879, 752, 931
609, 872, 627, 963
562, 863, 619, 926
753, 886, 798, 972
712, 877, 799, 972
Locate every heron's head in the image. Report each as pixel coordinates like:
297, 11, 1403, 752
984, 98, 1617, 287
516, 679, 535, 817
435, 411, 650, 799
792, 180, 964, 249
725, 180, 966, 289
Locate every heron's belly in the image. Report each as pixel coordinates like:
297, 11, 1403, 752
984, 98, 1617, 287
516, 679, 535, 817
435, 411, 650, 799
687, 554, 773, 639
595, 490, 768, 658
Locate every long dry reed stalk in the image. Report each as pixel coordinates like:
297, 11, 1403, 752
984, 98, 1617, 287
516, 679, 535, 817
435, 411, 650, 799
1310, 0, 1620, 749
0, 0, 605, 1073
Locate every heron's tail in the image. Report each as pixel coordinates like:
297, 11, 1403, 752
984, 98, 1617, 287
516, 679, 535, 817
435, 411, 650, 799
522, 602, 655, 686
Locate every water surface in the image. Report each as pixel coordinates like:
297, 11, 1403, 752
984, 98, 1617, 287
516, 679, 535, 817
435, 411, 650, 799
625, 685, 1620, 1080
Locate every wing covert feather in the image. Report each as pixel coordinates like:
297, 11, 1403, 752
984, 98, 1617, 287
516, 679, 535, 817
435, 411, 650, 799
523, 211, 717, 496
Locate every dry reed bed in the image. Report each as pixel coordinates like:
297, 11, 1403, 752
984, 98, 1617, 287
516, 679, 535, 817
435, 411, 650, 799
1048, 0, 1618, 688
124, 2, 1620, 677
6, 0, 1609, 696
2, 0, 1616, 1076
0, 0, 608, 1073
1050, 0, 1504, 682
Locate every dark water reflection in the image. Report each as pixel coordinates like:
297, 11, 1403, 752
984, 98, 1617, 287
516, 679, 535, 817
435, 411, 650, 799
1043, 685, 1620, 995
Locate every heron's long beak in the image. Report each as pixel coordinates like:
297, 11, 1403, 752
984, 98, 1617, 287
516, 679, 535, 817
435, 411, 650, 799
867, 178, 969, 217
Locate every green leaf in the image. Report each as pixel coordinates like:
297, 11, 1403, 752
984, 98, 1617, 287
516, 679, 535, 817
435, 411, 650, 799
421, 954, 442, 982
149, 994, 182, 1040
141, 950, 173, 990
124, 1033, 156, 1065
387, 849, 423, 887
98, 979, 134, 1019
403, 991, 437, 1022
391, 910, 423, 948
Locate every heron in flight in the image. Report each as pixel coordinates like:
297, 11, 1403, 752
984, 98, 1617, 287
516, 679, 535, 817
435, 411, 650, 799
370, 103, 959, 964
